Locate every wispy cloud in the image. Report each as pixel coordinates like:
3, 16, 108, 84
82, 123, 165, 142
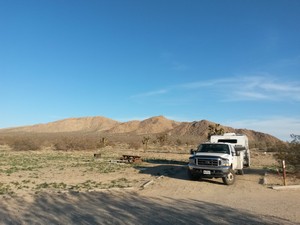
131, 75, 300, 103
234, 91, 270, 100
223, 117, 300, 141
179, 75, 300, 102
178, 78, 236, 89
234, 76, 300, 101
130, 89, 168, 98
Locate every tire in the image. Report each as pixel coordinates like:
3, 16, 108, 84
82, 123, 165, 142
222, 169, 236, 185
187, 169, 200, 181
237, 169, 244, 175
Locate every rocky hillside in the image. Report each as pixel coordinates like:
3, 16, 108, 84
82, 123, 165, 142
1, 116, 119, 133
106, 116, 181, 134
0, 115, 281, 144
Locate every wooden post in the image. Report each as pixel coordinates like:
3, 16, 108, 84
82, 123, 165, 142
282, 160, 287, 186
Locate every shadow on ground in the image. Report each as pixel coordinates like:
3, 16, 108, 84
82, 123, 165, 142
136, 159, 188, 179
0, 191, 294, 225
244, 168, 267, 175
137, 159, 267, 185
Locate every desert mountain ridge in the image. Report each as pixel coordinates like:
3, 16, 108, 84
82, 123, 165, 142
1, 116, 120, 133
0, 115, 281, 144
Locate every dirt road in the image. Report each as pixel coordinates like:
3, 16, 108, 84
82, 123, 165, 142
0, 161, 299, 225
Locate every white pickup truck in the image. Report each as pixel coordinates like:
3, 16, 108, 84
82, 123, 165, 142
187, 133, 250, 185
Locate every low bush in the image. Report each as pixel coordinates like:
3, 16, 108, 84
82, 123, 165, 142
128, 141, 141, 150
9, 138, 41, 151
53, 136, 98, 151
274, 134, 300, 174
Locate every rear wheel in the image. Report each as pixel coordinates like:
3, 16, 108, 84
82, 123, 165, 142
222, 169, 236, 185
237, 169, 244, 175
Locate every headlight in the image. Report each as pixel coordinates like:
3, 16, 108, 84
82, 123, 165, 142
221, 159, 230, 166
189, 157, 195, 164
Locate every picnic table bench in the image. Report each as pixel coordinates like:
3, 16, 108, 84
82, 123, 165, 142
120, 155, 142, 163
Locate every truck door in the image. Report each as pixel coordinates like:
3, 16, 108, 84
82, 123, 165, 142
231, 146, 238, 170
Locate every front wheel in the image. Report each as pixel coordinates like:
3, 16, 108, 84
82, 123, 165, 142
222, 169, 236, 185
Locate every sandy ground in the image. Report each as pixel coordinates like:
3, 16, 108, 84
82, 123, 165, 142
0, 149, 299, 225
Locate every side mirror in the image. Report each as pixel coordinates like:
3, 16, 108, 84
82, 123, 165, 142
231, 151, 236, 156
190, 149, 195, 154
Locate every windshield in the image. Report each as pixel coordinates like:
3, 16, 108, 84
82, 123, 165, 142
197, 144, 230, 154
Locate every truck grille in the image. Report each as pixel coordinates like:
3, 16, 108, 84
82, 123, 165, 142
196, 158, 219, 166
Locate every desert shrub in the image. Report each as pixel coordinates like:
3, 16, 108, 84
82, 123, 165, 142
274, 134, 300, 173
53, 138, 71, 151
53, 136, 98, 151
156, 134, 168, 146
128, 141, 141, 150
175, 139, 182, 146
50, 133, 87, 150
9, 138, 40, 151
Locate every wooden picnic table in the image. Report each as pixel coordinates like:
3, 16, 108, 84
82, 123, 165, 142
120, 155, 142, 163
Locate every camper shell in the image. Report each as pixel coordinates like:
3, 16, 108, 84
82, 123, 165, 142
210, 133, 250, 167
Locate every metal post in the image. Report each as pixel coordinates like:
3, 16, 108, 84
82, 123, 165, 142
282, 160, 287, 186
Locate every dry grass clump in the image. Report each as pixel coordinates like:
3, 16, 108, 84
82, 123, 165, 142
0, 149, 133, 195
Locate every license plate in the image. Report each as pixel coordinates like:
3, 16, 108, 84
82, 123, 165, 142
203, 170, 211, 175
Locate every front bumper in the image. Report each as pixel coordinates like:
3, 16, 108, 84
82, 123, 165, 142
188, 164, 231, 178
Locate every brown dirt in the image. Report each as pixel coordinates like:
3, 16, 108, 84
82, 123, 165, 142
0, 148, 299, 225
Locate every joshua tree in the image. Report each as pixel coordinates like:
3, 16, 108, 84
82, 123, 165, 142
156, 133, 168, 146
99, 137, 108, 148
142, 136, 151, 150
290, 134, 300, 143
207, 123, 225, 140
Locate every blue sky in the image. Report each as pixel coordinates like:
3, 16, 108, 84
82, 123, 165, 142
1, 0, 300, 141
